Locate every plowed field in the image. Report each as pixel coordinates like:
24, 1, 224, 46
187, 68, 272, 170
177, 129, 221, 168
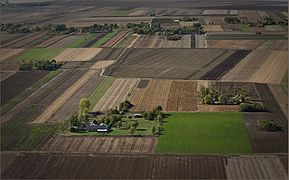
54, 48, 103, 62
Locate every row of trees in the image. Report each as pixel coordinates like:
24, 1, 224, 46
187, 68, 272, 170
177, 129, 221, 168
19, 59, 63, 71
82, 23, 119, 33
1, 1, 50, 8
179, 17, 198, 22
199, 85, 248, 105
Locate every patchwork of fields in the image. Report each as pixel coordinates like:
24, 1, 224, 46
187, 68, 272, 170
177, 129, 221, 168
0, 2, 288, 179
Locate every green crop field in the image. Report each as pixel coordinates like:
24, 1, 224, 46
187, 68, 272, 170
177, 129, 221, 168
15, 48, 63, 62
91, 31, 118, 47
240, 24, 251, 32
67, 33, 98, 48
156, 112, 252, 155
88, 77, 115, 110
256, 40, 273, 50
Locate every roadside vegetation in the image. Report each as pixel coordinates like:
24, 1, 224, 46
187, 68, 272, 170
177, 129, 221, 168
156, 112, 252, 154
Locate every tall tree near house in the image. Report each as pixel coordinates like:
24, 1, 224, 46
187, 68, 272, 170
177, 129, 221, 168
79, 98, 90, 117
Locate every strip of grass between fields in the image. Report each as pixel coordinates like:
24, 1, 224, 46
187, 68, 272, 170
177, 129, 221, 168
1, 70, 61, 115
88, 77, 115, 110
67, 33, 98, 48
156, 112, 252, 155
90, 31, 118, 47
15, 48, 63, 62
256, 40, 273, 50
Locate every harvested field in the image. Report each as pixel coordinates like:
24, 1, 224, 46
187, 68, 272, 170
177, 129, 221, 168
166, 81, 198, 111
41, 136, 157, 154
89, 60, 115, 70
221, 50, 288, 83
102, 31, 129, 48
33, 68, 102, 123
202, 10, 228, 15
36, 35, 68, 48
2, 31, 48, 48
0, 49, 24, 62
225, 155, 288, 179
104, 48, 235, 80
93, 79, 138, 112
1, 152, 227, 179
207, 40, 264, 50
131, 80, 198, 112
195, 34, 205, 48
203, 25, 224, 32
200, 50, 251, 80
130, 80, 172, 112
48, 35, 80, 48
1, 71, 49, 105
162, 35, 191, 48
54, 48, 102, 62
93, 48, 123, 60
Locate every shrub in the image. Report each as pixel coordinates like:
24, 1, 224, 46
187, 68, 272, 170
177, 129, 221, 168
129, 127, 136, 134
131, 122, 139, 129
240, 103, 265, 112
117, 121, 122, 128
257, 119, 277, 131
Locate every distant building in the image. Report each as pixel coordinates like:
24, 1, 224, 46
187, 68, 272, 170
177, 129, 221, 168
87, 122, 109, 132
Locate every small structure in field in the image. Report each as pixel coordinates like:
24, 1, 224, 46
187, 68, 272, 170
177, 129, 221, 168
87, 122, 109, 132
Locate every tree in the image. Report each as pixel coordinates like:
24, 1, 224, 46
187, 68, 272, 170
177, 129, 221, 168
68, 114, 80, 126
117, 121, 122, 129
129, 127, 136, 134
79, 98, 90, 116
131, 122, 139, 129
155, 105, 163, 112
151, 126, 156, 134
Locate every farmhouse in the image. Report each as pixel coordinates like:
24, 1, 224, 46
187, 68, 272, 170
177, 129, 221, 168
87, 122, 109, 132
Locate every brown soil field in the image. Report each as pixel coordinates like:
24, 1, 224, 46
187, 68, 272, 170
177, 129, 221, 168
54, 48, 103, 62
166, 81, 198, 111
1, 153, 226, 179
130, 80, 172, 112
93, 48, 123, 60
1, 32, 39, 47
36, 35, 68, 48
204, 17, 225, 25
0, 49, 24, 62
2, 31, 48, 48
207, 40, 264, 50
48, 70, 104, 123
41, 136, 157, 154
34, 68, 102, 123
268, 40, 288, 50
1, 71, 49, 105
133, 35, 191, 48
202, 10, 228, 15
225, 155, 288, 179
114, 32, 138, 48
89, 60, 115, 70
221, 50, 288, 83
130, 80, 199, 112
162, 35, 191, 48
0, 71, 16, 82
0, 152, 19, 175
102, 31, 129, 48
0, 32, 23, 45
239, 10, 261, 23
268, 84, 288, 118
203, 25, 224, 32
1, 70, 86, 124
93, 79, 138, 112
69, 17, 152, 26
104, 48, 235, 80
257, 11, 269, 18
47, 35, 80, 48
242, 84, 287, 153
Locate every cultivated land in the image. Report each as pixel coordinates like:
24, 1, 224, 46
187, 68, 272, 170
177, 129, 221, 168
104, 48, 242, 80
93, 78, 138, 112
156, 112, 252, 154
54, 48, 103, 62
1, 0, 288, 179
130, 80, 198, 112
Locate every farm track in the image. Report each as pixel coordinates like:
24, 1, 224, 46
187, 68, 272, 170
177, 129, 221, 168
1, 71, 49, 105
93, 79, 138, 112
201, 50, 251, 80
40, 136, 157, 154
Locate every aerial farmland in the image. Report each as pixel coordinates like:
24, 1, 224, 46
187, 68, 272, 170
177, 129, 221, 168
0, 0, 288, 179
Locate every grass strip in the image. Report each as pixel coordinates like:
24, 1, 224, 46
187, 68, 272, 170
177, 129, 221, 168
90, 31, 118, 48
15, 48, 63, 62
67, 33, 97, 48
88, 77, 115, 110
